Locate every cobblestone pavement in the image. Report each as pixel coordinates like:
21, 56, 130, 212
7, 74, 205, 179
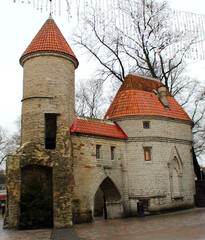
0, 218, 87, 240
0, 219, 84, 240
0, 208, 205, 240
51, 228, 87, 240
75, 208, 205, 240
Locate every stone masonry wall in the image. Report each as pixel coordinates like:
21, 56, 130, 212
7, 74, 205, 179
21, 54, 75, 145
71, 116, 195, 221
6, 129, 74, 229
71, 134, 127, 223
117, 117, 195, 214
6, 52, 76, 229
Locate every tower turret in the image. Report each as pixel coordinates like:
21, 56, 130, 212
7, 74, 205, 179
6, 16, 78, 229
20, 15, 78, 146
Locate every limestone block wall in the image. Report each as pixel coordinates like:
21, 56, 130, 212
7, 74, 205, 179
6, 130, 74, 229
71, 134, 127, 223
117, 117, 195, 214
71, 116, 195, 220
116, 116, 193, 141
21, 54, 75, 145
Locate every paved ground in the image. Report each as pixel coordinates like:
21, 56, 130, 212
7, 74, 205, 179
0, 221, 51, 240
76, 208, 205, 240
0, 208, 205, 240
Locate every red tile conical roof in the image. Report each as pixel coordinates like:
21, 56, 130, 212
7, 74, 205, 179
104, 75, 192, 122
20, 15, 78, 67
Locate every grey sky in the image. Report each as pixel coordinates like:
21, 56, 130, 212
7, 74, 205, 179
0, 0, 204, 132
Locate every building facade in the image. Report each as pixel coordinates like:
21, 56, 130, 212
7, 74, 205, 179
5, 16, 195, 229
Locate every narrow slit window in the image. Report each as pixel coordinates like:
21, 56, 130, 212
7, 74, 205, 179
111, 146, 115, 160
45, 114, 57, 149
96, 145, 101, 159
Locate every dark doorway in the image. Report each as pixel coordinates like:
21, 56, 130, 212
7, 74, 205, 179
20, 165, 53, 229
94, 177, 121, 219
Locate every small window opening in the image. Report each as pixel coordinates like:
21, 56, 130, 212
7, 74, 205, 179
143, 121, 150, 129
144, 147, 151, 161
96, 145, 101, 159
45, 114, 57, 149
111, 146, 115, 160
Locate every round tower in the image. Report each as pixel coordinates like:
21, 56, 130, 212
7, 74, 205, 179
20, 15, 78, 147
104, 74, 195, 214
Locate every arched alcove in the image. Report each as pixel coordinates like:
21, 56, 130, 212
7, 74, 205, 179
19, 165, 53, 229
172, 167, 181, 197
94, 177, 122, 219
169, 157, 183, 198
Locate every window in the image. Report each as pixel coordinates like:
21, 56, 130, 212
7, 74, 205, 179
45, 114, 57, 149
111, 146, 115, 160
143, 121, 150, 129
96, 145, 101, 159
144, 147, 151, 161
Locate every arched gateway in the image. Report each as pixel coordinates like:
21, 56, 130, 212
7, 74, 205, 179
94, 177, 123, 219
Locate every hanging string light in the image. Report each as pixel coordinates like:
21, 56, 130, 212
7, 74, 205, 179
12, 0, 205, 61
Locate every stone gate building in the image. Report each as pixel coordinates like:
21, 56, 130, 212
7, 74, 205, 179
6, 16, 195, 229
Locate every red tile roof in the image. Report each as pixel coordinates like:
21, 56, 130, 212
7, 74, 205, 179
104, 75, 192, 122
70, 116, 128, 139
20, 15, 78, 67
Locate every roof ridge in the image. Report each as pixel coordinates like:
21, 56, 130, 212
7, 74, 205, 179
77, 116, 114, 125
127, 74, 161, 82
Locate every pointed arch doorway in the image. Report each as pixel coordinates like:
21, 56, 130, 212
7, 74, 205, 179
94, 177, 123, 219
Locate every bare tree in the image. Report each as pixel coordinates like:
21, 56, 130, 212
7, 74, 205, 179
73, 0, 204, 160
189, 87, 205, 158
0, 169, 6, 184
0, 118, 21, 166
73, 0, 196, 93
75, 78, 106, 118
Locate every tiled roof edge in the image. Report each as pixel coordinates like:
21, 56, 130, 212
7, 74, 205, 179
113, 121, 128, 139
70, 116, 78, 132
20, 50, 79, 68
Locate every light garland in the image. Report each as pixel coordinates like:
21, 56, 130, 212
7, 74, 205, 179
13, 0, 205, 60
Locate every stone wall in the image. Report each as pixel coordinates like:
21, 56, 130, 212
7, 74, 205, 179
117, 116, 195, 214
71, 133, 127, 223
6, 114, 195, 228
6, 51, 76, 229
71, 116, 195, 222
6, 129, 74, 229
21, 53, 75, 145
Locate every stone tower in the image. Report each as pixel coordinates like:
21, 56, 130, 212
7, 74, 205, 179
20, 14, 78, 145
6, 15, 78, 229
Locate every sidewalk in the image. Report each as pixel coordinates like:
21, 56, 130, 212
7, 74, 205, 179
0, 208, 205, 240
75, 208, 205, 240
0, 216, 51, 240
0, 217, 85, 240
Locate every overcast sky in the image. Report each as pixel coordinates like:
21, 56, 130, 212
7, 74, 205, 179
0, 0, 205, 132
